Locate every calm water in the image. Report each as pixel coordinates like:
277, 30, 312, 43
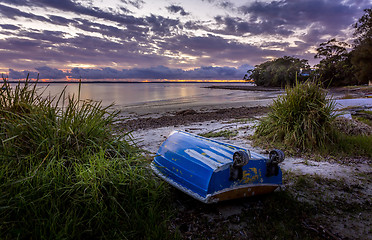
20, 82, 282, 116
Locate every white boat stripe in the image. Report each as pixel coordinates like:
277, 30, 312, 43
202, 149, 231, 164
184, 149, 223, 169
210, 146, 234, 159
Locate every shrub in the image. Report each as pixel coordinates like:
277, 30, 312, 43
255, 81, 336, 151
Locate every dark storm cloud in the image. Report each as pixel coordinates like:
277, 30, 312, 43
145, 15, 181, 35
159, 34, 282, 65
0, 24, 20, 30
161, 34, 239, 54
9, 69, 39, 79
48, 15, 78, 26
72, 18, 149, 40
9, 65, 251, 80
70, 65, 249, 79
0, 31, 167, 71
182, 65, 250, 79
1, 0, 370, 80
239, 0, 357, 36
69, 66, 185, 79
184, 20, 208, 32
214, 16, 293, 36
210, 0, 367, 41
0, 38, 40, 52
16, 30, 66, 44
8, 67, 65, 79
0, 0, 146, 25
166, 5, 189, 16
36, 66, 66, 79
0, 0, 182, 69
209, 0, 369, 64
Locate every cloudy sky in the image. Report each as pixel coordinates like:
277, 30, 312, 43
0, 0, 370, 81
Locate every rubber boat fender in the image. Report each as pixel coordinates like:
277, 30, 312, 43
266, 149, 285, 177
229, 150, 250, 181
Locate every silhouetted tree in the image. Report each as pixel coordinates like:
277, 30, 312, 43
314, 39, 356, 86
354, 8, 372, 44
351, 7, 372, 85
246, 56, 310, 87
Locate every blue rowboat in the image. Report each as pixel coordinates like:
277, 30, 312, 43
151, 130, 285, 203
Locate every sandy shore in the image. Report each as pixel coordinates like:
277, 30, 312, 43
119, 96, 372, 131
118, 95, 277, 118
121, 106, 269, 131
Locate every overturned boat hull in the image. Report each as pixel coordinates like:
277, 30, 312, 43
151, 131, 284, 203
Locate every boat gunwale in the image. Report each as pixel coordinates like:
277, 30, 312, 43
151, 162, 281, 204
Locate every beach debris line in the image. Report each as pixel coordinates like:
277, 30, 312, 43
151, 130, 285, 203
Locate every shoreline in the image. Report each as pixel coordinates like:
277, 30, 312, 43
117, 85, 282, 118
204, 85, 282, 91
206, 84, 372, 97
118, 98, 372, 131
119, 106, 269, 131
117, 84, 371, 119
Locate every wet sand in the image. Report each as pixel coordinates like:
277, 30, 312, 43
120, 106, 269, 131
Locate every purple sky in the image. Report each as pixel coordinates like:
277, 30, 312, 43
0, 0, 370, 80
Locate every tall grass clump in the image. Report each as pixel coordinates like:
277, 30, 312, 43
255, 81, 336, 151
0, 76, 173, 239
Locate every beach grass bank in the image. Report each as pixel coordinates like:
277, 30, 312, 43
0, 78, 174, 239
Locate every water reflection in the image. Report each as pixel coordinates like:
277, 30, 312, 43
10, 82, 282, 115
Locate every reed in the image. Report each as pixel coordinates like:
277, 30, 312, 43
0, 76, 173, 239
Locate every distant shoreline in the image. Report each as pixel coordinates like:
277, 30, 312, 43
3, 80, 249, 84
206, 85, 372, 98
204, 85, 282, 92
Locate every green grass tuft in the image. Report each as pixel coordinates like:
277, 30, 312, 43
255, 81, 336, 151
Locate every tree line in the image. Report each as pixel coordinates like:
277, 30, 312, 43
245, 8, 372, 87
